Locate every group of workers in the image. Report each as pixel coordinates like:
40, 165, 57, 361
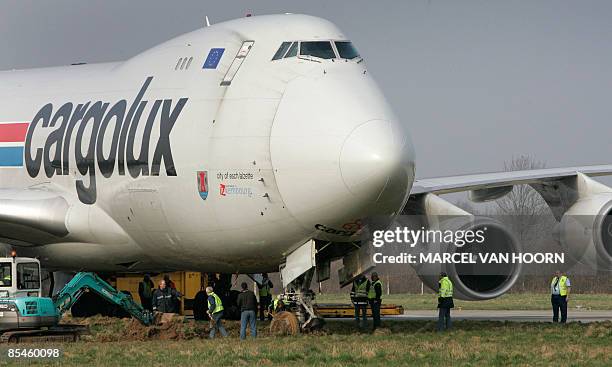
138, 274, 182, 314
349, 271, 455, 331
352, 270, 571, 331
138, 273, 281, 340
136, 269, 572, 338
350, 272, 383, 330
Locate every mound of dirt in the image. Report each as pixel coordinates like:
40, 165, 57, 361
270, 311, 299, 336
122, 316, 209, 341
62, 314, 279, 342
63, 314, 211, 342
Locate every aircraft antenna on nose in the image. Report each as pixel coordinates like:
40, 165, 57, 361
204, 16, 211, 27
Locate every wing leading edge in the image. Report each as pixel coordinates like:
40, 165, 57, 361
411, 164, 612, 195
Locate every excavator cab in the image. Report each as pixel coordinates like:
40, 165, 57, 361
0, 256, 41, 299
0, 263, 154, 342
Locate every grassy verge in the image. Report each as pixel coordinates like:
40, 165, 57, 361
315, 293, 612, 310
1, 320, 610, 366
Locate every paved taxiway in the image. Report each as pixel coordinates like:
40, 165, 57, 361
383, 310, 612, 323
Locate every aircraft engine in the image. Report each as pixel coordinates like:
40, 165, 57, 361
557, 193, 612, 269
404, 194, 522, 300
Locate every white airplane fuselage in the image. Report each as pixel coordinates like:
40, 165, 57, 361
0, 14, 415, 272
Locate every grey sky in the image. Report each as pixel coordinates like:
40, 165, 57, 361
2, 0, 612, 188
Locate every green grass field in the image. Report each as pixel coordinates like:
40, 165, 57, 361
0, 293, 610, 366
1, 320, 610, 367
316, 293, 612, 310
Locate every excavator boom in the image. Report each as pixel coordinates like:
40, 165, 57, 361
52, 272, 154, 326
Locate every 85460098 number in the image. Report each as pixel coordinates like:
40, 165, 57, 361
5, 348, 62, 358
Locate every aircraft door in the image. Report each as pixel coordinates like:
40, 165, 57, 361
220, 41, 254, 86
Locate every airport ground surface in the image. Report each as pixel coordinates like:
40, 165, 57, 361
0, 293, 610, 367
393, 309, 612, 323
316, 292, 612, 311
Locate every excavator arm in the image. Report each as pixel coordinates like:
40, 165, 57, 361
52, 272, 154, 326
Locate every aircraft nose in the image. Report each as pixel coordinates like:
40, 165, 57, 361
270, 72, 415, 230
339, 118, 414, 208
340, 119, 401, 200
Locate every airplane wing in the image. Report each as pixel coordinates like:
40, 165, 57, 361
411, 164, 612, 195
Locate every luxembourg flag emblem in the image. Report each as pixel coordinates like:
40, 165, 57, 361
0, 122, 29, 167
197, 171, 209, 200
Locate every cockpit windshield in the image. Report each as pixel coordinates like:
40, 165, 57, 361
299, 41, 336, 59
271, 40, 361, 61
285, 42, 298, 58
334, 41, 360, 60
272, 42, 292, 60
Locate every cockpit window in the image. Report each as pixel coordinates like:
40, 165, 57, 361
272, 42, 292, 60
335, 41, 360, 60
300, 41, 336, 59
284, 42, 298, 58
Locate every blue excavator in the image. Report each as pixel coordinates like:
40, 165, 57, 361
0, 256, 155, 343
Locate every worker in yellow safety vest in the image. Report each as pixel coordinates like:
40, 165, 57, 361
269, 295, 286, 314
437, 272, 454, 332
206, 286, 228, 338
551, 270, 571, 323
368, 272, 383, 330
350, 275, 370, 329
257, 273, 273, 321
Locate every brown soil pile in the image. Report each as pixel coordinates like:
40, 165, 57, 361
269, 311, 299, 335
121, 315, 209, 341
61, 314, 271, 342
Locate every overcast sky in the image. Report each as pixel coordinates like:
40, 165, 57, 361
2, 0, 612, 187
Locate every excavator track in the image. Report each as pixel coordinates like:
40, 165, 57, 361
0, 325, 89, 343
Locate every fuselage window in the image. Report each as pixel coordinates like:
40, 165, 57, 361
335, 41, 360, 60
186, 57, 194, 69
300, 41, 336, 59
175, 58, 183, 70
180, 57, 188, 70
272, 42, 291, 60
284, 42, 298, 58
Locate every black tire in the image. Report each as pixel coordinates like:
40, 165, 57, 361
193, 290, 208, 321
70, 292, 100, 317
304, 317, 325, 332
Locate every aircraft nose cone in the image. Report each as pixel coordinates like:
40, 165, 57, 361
340, 119, 404, 201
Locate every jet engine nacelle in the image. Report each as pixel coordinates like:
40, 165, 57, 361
558, 193, 612, 269
405, 194, 522, 300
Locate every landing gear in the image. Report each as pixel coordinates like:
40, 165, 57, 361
274, 268, 325, 333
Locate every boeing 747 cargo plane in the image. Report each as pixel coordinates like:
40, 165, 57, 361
1, 14, 611, 323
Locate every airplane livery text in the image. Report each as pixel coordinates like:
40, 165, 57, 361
24, 77, 188, 204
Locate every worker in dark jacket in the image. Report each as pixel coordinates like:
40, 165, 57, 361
351, 275, 370, 329
437, 272, 454, 332
368, 272, 383, 330
193, 286, 208, 321
138, 274, 154, 311
152, 279, 182, 314
236, 282, 258, 340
